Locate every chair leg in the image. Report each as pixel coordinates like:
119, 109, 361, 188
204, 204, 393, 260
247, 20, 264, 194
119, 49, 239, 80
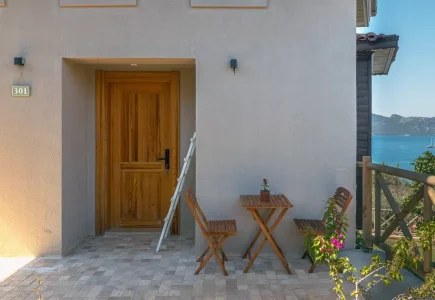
195, 250, 212, 275
220, 248, 228, 261
305, 251, 317, 273
198, 246, 227, 262
213, 236, 228, 261
197, 247, 210, 262
301, 250, 308, 259
212, 236, 229, 276
195, 235, 229, 276
198, 236, 228, 262
308, 263, 317, 273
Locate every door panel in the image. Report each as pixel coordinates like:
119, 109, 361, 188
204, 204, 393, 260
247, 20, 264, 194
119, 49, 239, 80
120, 171, 161, 226
109, 81, 174, 228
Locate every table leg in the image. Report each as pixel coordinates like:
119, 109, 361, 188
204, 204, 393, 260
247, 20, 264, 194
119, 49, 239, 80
242, 208, 276, 259
244, 208, 292, 274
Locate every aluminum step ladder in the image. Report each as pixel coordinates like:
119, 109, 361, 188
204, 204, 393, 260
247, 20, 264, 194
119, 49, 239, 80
156, 132, 196, 252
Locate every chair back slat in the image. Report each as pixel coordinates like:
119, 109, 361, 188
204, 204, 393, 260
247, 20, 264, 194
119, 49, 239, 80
333, 187, 353, 213
321, 187, 353, 223
185, 189, 208, 232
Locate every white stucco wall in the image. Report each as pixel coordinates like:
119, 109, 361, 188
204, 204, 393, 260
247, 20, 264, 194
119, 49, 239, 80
61, 61, 92, 255
178, 68, 197, 236
0, 4, 63, 255
0, 0, 355, 256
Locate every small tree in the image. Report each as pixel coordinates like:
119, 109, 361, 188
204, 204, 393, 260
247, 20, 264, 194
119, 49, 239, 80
306, 215, 435, 299
305, 151, 435, 299
335, 222, 435, 299
407, 151, 435, 216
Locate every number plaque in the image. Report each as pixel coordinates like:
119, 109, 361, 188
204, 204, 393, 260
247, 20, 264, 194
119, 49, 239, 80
12, 85, 31, 97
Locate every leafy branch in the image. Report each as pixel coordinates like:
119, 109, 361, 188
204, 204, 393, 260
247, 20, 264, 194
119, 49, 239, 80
316, 221, 435, 300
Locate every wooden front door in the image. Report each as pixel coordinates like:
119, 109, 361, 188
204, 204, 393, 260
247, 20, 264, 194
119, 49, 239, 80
96, 72, 179, 232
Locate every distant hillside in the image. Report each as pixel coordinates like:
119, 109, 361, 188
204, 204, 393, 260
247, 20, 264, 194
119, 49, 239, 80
372, 114, 435, 136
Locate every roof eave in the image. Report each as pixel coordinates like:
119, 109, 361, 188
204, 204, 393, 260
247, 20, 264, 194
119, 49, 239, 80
357, 0, 369, 27
371, 0, 377, 16
372, 48, 399, 76
363, 0, 369, 26
357, 0, 377, 27
357, 34, 400, 75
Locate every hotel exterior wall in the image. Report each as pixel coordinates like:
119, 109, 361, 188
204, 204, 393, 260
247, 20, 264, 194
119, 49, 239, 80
0, 0, 356, 256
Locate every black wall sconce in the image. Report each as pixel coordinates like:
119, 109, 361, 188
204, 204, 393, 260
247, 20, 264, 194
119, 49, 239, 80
14, 57, 25, 66
230, 59, 237, 74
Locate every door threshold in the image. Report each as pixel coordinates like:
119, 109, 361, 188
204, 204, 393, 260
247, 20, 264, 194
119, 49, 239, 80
107, 228, 162, 233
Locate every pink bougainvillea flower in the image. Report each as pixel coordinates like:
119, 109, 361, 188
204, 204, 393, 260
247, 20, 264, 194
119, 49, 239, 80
339, 234, 343, 239
335, 229, 339, 233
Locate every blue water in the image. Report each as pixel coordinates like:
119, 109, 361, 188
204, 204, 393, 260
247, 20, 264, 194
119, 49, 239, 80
372, 136, 435, 171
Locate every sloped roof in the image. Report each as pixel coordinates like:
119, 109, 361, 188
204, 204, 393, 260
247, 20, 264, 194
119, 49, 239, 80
357, 33, 399, 75
357, 33, 385, 42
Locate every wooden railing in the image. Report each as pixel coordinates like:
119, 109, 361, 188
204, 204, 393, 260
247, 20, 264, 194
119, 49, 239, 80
371, 207, 422, 237
361, 156, 435, 273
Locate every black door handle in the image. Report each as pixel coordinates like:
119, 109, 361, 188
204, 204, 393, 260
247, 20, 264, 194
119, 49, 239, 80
157, 149, 170, 170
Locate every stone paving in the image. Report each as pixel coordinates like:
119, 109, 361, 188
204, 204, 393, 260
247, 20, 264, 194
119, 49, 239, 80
0, 233, 351, 300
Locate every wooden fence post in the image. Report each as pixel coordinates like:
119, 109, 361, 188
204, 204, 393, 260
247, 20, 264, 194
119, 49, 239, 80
362, 156, 373, 250
374, 171, 381, 241
423, 185, 433, 273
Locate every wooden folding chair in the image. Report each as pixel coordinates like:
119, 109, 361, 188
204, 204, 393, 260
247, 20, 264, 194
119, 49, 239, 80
185, 189, 237, 276
293, 187, 353, 273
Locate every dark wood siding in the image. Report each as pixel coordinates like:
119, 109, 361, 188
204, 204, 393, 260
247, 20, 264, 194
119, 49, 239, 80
356, 53, 372, 229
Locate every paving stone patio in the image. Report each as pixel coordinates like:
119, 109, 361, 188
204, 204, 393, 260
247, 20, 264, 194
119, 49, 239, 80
0, 233, 354, 300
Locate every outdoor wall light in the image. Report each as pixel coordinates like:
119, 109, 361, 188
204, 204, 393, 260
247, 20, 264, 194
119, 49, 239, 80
14, 57, 25, 66
230, 59, 237, 74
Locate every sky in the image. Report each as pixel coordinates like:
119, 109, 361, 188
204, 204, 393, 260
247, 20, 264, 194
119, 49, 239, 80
356, 0, 435, 118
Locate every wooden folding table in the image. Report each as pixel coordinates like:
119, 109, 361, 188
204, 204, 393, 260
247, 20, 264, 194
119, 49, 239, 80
241, 194, 293, 274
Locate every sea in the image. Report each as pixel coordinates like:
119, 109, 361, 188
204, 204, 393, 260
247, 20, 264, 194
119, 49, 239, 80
372, 135, 435, 171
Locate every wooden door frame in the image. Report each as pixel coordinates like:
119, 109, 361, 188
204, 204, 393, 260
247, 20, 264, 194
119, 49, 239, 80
95, 71, 180, 235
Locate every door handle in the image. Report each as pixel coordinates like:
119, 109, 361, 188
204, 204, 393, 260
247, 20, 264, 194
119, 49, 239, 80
157, 148, 170, 171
